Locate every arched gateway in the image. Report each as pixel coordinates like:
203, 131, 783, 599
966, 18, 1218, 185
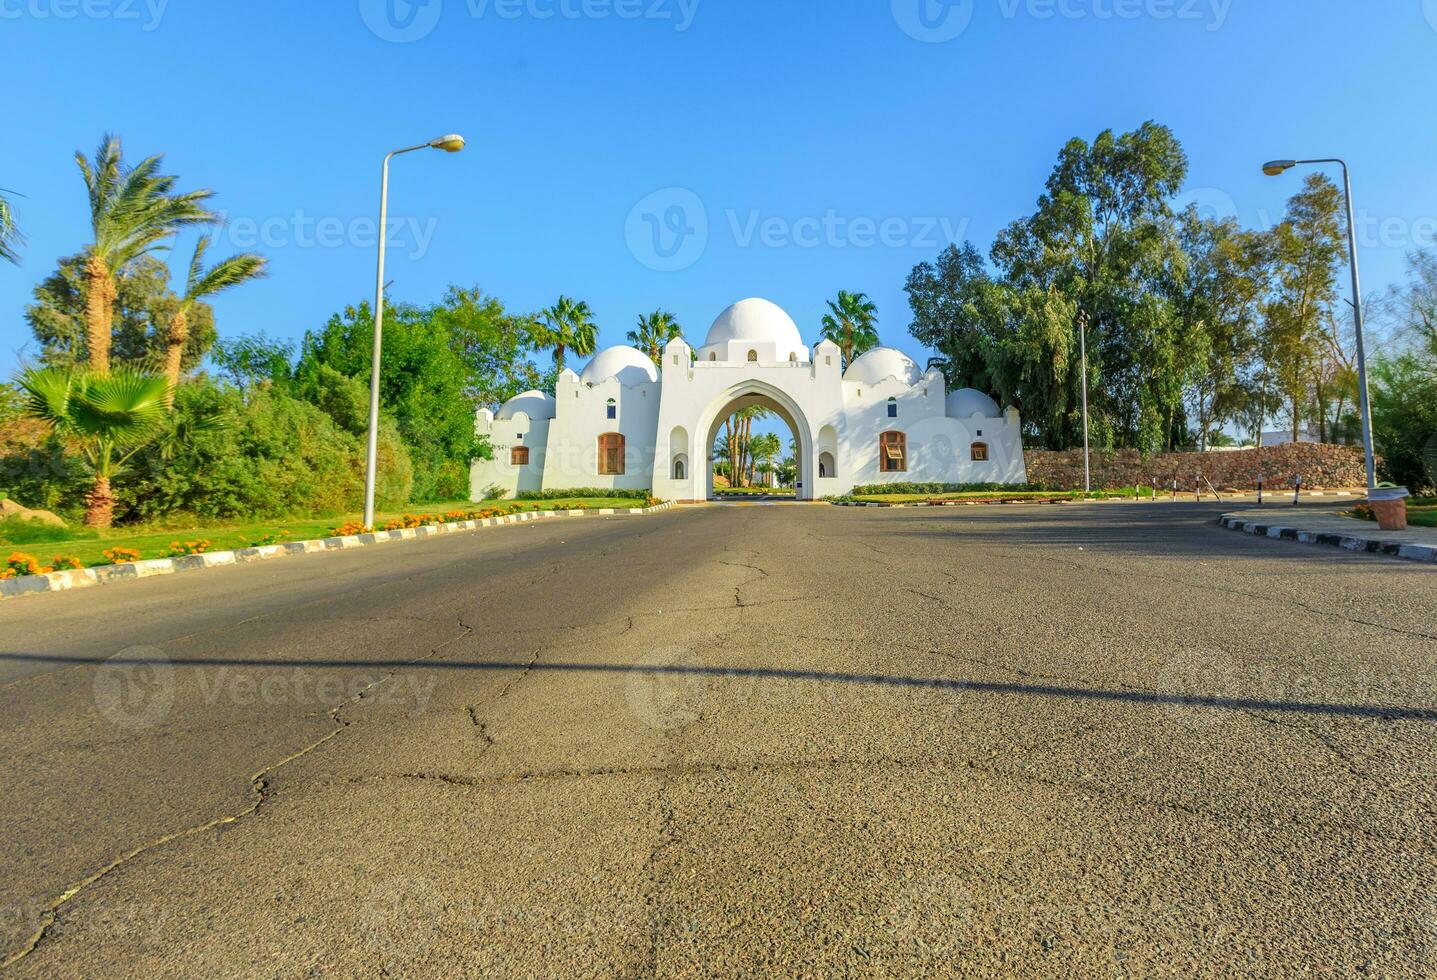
469, 298, 1028, 503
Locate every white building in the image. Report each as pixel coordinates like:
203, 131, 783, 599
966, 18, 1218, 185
470, 298, 1027, 502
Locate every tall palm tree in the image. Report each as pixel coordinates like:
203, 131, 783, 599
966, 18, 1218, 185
163, 236, 267, 403
535, 295, 598, 373
77, 134, 216, 374
0, 187, 24, 264
17, 366, 172, 528
627, 309, 683, 364
819, 290, 880, 366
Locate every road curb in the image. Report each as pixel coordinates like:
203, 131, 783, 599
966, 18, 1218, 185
1217, 513, 1437, 564
0, 501, 677, 602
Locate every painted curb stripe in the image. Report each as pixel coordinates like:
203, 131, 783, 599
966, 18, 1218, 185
1217, 514, 1437, 564
0, 500, 678, 601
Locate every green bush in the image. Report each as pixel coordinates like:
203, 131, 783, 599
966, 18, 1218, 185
516, 487, 651, 500
117, 379, 412, 521
0, 432, 90, 519
0, 515, 96, 545
848, 481, 1037, 496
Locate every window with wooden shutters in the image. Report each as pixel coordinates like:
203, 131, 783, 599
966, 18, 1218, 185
879, 431, 907, 473
970, 442, 989, 462
511, 446, 530, 466
598, 433, 625, 475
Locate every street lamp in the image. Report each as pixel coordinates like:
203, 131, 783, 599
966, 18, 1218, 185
1261, 157, 1376, 489
363, 134, 466, 530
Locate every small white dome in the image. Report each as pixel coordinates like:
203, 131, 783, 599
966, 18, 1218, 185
946, 388, 1001, 419
579, 346, 659, 386
496, 390, 556, 421
844, 347, 922, 387
704, 298, 805, 353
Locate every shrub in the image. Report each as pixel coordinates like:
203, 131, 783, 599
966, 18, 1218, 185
101, 547, 141, 565
0, 515, 96, 546
848, 482, 1036, 496
51, 555, 83, 570
119, 379, 413, 522
516, 488, 651, 501
328, 521, 371, 537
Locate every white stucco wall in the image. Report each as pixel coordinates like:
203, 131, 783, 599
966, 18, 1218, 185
469, 299, 1027, 501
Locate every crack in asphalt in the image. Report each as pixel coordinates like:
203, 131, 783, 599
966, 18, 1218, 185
0, 620, 477, 969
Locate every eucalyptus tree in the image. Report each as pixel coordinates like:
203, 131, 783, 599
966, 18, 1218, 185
163, 236, 267, 402
627, 309, 683, 364
536, 295, 598, 373
819, 291, 879, 366
1261, 173, 1346, 441
75, 134, 215, 374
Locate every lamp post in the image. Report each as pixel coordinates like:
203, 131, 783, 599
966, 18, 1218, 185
1261, 158, 1376, 490
363, 134, 466, 530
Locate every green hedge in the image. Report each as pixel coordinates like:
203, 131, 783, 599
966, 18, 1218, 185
848, 481, 1038, 496
516, 487, 651, 501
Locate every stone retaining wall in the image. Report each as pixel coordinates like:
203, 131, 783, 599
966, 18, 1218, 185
1024, 443, 1369, 491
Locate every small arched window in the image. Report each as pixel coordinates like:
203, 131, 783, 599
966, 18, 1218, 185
598, 433, 625, 475
747, 349, 758, 362
970, 442, 989, 462
511, 446, 530, 466
606, 398, 617, 420
788, 352, 797, 363
673, 457, 686, 480
887, 397, 898, 419
880, 432, 907, 473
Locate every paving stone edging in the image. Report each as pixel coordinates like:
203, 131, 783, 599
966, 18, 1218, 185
0, 501, 678, 601
829, 491, 1358, 509
1218, 513, 1437, 564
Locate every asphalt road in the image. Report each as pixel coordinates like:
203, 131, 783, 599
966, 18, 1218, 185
1, 501, 1434, 977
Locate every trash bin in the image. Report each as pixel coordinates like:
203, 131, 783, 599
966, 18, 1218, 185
1367, 486, 1410, 531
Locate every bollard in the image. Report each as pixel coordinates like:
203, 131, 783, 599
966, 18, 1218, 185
1257, 478, 1264, 507
1292, 474, 1302, 506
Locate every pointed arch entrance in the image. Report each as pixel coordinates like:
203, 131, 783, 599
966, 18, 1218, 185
697, 380, 814, 501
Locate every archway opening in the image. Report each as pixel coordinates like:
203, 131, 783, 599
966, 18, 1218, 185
703, 386, 810, 501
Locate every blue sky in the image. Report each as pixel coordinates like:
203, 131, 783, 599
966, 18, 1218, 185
4, 0, 1436, 391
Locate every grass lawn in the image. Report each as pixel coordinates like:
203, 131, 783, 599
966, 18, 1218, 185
1, 497, 655, 569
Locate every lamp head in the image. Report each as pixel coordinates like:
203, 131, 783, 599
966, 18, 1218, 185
430, 134, 466, 153
1262, 159, 1296, 177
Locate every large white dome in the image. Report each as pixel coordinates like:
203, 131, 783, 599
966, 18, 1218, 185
947, 388, 1002, 419
496, 390, 556, 421
704, 298, 805, 352
579, 346, 659, 386
844, 347, 923, 387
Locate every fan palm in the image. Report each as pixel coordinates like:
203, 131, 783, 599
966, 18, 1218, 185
627, 309, 683, 364
17, 366, 173, 528
77, 134, 216, 374
0, 187, 23, 264
819, 290, 880, 366
162, 236, 267, 403
536, 295, 598, 373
